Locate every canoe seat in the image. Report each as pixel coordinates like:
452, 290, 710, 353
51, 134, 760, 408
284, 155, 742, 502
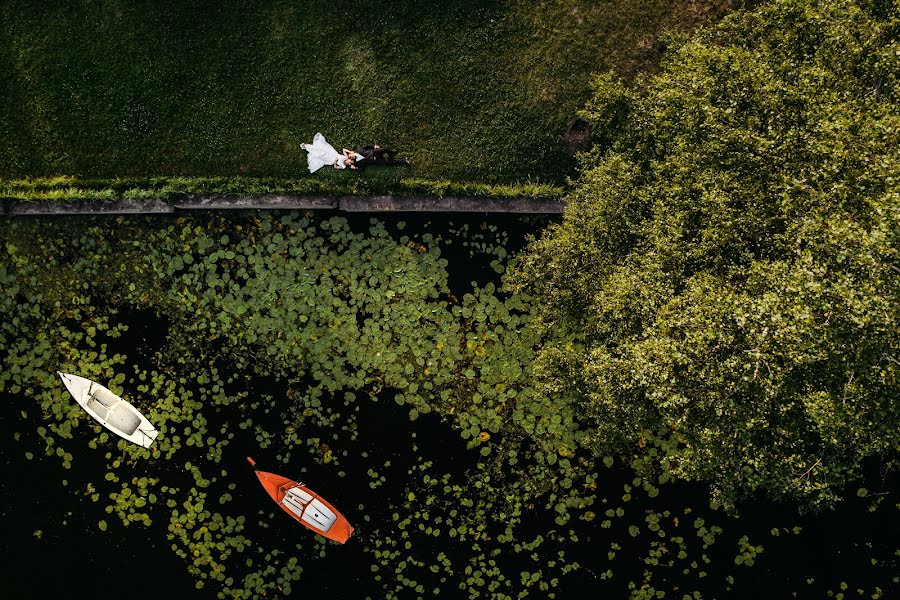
301, 500, 337, 532
280, 486, 337, 532
85, 397, 110, 421
106, 404, 141, 435
91, 387, 119, 409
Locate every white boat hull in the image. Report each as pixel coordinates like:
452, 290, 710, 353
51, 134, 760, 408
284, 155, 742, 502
58, 372, 159, 448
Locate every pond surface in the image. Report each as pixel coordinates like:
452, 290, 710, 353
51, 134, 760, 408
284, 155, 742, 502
0, 212, 896, 599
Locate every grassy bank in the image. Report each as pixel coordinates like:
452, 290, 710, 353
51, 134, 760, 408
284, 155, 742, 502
0, 174, 564, 203
0, 0, 728, 185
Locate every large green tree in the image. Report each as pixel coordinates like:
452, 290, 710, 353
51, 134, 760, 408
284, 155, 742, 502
513, 0, 899, 510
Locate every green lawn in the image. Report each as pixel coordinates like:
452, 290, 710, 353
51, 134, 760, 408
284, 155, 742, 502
0, 0, 728, 186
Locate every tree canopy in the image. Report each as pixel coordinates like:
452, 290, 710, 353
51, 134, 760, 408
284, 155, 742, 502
513, 0, 899, 510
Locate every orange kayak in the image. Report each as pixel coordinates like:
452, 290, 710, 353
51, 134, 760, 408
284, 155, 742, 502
246, 457, 354, 544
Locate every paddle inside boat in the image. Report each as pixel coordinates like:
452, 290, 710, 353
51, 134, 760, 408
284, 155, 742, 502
247, 457, 354, 544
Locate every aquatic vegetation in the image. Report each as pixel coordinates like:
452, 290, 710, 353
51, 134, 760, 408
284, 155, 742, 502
1, 212, 897, 597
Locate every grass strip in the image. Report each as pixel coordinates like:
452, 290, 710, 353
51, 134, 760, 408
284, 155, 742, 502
0, 175, 565, 203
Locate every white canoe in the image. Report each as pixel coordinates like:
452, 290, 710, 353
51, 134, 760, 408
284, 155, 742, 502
58, 372, 159, 448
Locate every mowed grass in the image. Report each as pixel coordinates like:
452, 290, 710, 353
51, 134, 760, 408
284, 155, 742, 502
0, 0, 728, 184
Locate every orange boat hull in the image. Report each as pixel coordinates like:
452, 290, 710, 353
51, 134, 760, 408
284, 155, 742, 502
248, 458, 354, 544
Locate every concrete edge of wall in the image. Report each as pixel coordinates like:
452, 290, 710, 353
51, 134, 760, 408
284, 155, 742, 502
5, 198, 175, 215
1, 194, 566, 216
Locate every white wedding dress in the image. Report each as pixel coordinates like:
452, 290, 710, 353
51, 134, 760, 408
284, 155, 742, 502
301, 133, 345, 173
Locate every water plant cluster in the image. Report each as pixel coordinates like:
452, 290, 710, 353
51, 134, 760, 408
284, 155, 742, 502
1, 212, 896, 598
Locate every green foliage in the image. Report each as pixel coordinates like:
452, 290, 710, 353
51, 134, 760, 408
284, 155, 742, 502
578, 71, 637, 151
0, 211, 595, 597
2, 2, 898, 595
734, 535, 763, 567
3, 205, 898, 596
512, 0, 900, 510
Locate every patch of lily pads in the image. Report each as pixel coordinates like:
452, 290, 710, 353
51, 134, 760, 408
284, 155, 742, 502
1, 212, 896, 598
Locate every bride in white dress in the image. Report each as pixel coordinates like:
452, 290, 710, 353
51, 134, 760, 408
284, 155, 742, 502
301, 133, 347, 173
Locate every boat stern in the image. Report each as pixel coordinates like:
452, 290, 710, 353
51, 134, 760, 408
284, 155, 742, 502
326, 517, 354, 544
136, 426, 159, 449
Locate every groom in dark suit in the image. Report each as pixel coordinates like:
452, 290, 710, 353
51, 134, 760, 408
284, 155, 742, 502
347, 144, 410, 171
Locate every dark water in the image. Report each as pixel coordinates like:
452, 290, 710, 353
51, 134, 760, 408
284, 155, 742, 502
0, 406, 197, 597
1, 212, 896, 598
0, 212, 546, 599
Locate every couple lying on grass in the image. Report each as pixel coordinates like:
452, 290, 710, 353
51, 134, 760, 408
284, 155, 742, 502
302, 133, 410, 173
